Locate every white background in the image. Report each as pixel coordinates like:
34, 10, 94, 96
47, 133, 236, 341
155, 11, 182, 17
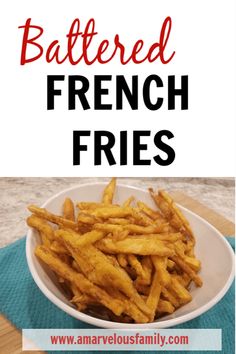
0, 0, 235, 176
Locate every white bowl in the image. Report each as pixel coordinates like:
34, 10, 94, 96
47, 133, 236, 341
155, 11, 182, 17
26, 183, 235, 328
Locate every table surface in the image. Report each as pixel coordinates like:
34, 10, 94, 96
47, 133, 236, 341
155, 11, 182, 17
0, 190, 234, 354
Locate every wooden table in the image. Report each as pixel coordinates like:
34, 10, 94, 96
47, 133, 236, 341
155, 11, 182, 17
0, 192, 234, 354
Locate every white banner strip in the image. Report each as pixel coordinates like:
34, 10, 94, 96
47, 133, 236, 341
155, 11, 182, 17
22, 329, 221, 351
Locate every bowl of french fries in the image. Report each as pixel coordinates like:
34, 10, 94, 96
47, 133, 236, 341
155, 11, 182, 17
26, 178, 234, 328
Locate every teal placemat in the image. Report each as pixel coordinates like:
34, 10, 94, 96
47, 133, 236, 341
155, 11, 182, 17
0, 237, 234, 354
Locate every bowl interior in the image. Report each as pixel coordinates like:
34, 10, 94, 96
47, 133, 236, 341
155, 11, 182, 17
27, 183, 235, 328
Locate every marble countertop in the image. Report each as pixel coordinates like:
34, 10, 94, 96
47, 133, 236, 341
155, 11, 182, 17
0, 177, 234, 248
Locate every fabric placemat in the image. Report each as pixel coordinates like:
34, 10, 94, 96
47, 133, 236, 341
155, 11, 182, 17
0, 237, 234, 354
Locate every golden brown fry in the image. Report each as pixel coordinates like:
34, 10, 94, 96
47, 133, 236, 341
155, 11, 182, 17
117, 254, 128, 268
91, 207, 133, 219
157, 299, 175, 314
184, 256, 201, 272
28, 205, 78, 230
137, 201, 164, 221
77, 202, 118, 210
35, 245, 124, 316
132, 208, 154, 226
168, 277, 192, 304
127, 255, 146, 278
27, 215, 55, 242
149, 189, 195, 243
135, 256, 152, 286
102, 177, 116, 204
152, 256, 171, 286
171, 255, 203, 287
122, 196, 134, 208
50, 240, 68, 254
63, 198, 75, 221
55, 229, 105, 248
108, 288, 149, 323
96, 235, 174, 256
108, 218, 131, 225
124, 224, 167, 234
93, 223, 123, 234
77, 212, 100, 225
161, 287, 180, 308
40, 233, 51, 247
146, 272, 162, 321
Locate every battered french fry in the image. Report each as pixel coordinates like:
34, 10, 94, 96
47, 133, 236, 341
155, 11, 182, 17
91, 207, 133, 219
152, 256, 171, 286
161, 287, 180, 308
123, 196, 134, 207
127, 255, 146, 278
50, 240, 68, 254
77, 202, 118, 210
117, 254, 128, 267
96, 235, 175, 256
102, 177, 116, 204
157, 299, 175, 314
27, 215, 55, 242
135, 256, 152, 286
149, 189, 195, 243
41, 233, 51, 247
171, 255, 203, 287
184, 256, 201, 272
55, 229, 105, 248
146, 272, 162, 321
108, 218, 131, 225
108, 288, 149, 323
63, 198, 75, 221
28, 205, 77, 230
77, 213, 100, 225
168, 277, 192, 304
35, 245, 124, 316
93, 223, 123, 234
137, 201, 163, 221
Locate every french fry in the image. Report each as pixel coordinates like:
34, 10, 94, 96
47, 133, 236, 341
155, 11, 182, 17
27, 215, 55, 242
127, 255, 146, 278
157, 299, 175, 314
152, 256, 171, 286
63, 198, 75, 221
146, 271, 162, 321
102, 177, 116, 204
50, 240, 68, 254
122, 196, 134, 207
91, 206, 133, 219
135, 256, 152, 286
168, 277, 192, 304
35, 245, 124, 316
137, 201, 164, 221
149, 189, 195, 243
55, 229, 105, 248
171, 255, 203, 287
161, 287, 180, 308
108, 288, 149, 323
77, 202, 118, 210
96, 235, 175, 256
108, 218, 131, 225
117, 254, 128, 267
28, 205, 78, 230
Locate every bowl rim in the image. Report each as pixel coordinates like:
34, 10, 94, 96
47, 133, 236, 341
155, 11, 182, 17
26, 182, 235, 329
